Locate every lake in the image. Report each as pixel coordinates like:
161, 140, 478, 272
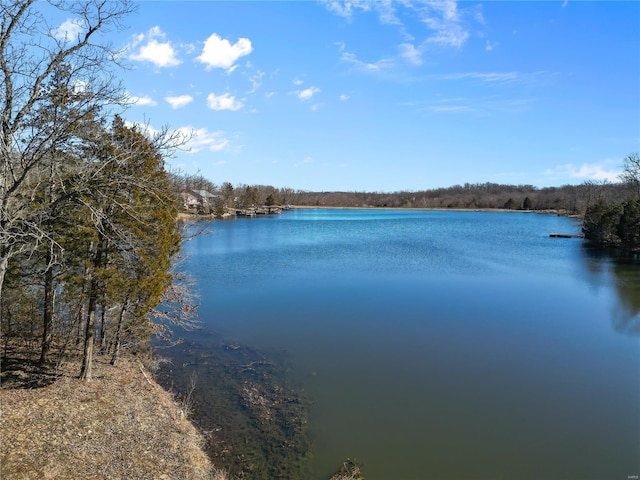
173, 209, 640, 480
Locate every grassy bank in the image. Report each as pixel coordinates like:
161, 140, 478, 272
0, 345, 225, 480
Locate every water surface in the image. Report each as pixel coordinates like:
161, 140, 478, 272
179, 209, 640, 480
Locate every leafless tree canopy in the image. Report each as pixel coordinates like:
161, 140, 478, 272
0, 0, 134, 299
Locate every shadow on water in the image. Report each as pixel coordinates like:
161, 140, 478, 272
153, 330, 312, 480
580, 246, 640, 336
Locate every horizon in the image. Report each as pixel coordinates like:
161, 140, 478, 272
47, 0, 640, 192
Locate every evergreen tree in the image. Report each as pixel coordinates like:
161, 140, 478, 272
77, 116, 181, 380
582, 200, 622, 248
617, 198, 640, 253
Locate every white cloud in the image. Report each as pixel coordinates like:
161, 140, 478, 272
423, 22, 469, 48
207, 92, 244, 111
293, 78, 304, 86
71, 80, 89, 94
399, 43, 423, 65
197, 33, 253, 71
52, 18, 85, 42
429, 105, 472, 113
439, 71, 520, 83
321, 0, 371, 19
373, 1, 402, 26
341, 50, 395, 72
248, 70, 265, 93
132, 40, 180, 67
123, 121, 160, 138
415, 1, 471, 49
129, 27, 181, 67
176, 127, 230, 153
406, 95, 533, 115
474, 8, 487, 26
485, 40, 498, 51
544, 161, 622, 182
297, 87, 320, 101
294, 156, 313, 167
328, 0, 473, 48
129, 95, 158, 107
340, 94, 350, 101
165, 94, 194, 109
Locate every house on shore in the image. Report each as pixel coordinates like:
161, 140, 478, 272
180, 192, 200, 211
180, 190, 221, 212
191, 190, 220, 208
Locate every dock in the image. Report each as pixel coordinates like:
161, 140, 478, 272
234, 205, 287, 217
549, 233, 584, 238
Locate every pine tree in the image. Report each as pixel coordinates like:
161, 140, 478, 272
77, 116, 181, 379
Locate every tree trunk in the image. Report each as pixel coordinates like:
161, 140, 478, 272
80, 239, 105, 381
39, 252, 54, 364
110, 302, 127, 366
99, 302, 107, 354
2, 305, 10, 361
76, 303, 83, 346
79, 287, 97, 380
0, 253, 9, 311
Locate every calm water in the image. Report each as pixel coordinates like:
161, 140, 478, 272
180, 209, 640, 480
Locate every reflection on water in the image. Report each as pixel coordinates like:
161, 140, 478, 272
170, 210, 640, 480
580, 246, 640, 335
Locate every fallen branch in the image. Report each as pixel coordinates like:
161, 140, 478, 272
138, 361, 153, 386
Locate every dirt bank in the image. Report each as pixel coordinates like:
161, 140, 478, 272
0, 347, 225, 480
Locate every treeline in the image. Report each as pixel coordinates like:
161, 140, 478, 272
171, 173, 628, 216
1, 1, 189, 379
582, 153, 640, 253
284, 181, 628, 213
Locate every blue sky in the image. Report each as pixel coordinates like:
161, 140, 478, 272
55, 1, 640, 192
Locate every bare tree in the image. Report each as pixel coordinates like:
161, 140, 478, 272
620, 152, 640, 196
0, 0, 134, 305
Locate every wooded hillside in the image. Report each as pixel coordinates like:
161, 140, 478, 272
0, 0, 190, 380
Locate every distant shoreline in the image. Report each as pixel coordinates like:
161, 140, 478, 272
178, 207, 579, 221
275, 206, 579, 217
290, 205, 533, 212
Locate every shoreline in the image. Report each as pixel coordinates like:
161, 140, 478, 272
1, 340, 362, 480
289, 205, 582, 215
178, 206, 580, 220
153, 332, 313, 479
0, 346, 225, 480
290, 205, 534, 212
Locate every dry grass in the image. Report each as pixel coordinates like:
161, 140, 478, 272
0, 348, 228, 480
